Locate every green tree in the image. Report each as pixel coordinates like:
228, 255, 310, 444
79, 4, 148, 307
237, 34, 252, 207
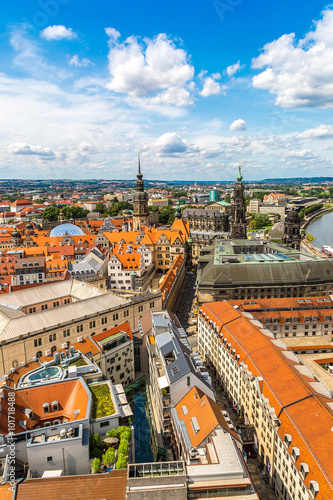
102, 447, 115, 466
108, 201, 133, 216
158, 206, 175, 225
95, 202, 106, 214
42, 206, 60, 221
112, 197, 119, 204
62, 206, 89, 219
91, 458, 101, 473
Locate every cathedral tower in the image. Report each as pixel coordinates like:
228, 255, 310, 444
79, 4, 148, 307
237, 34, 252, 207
283, 207, 301, 250
230, 166, 247, 239
132, 153, 149, 231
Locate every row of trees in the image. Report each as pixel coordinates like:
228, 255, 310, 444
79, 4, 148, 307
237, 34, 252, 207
42, 205, 90, 221
298, 203, 324, 220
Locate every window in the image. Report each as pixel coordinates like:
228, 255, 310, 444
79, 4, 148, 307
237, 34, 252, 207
150, 302, 155, 309
124, 310, 129, 318
41, 304, 48, 311
47, 456, 52, 462
116, 365, 121, 371
53, 301, 59, 307
102, 317, 108, 325
120, 373, 124, 380
63, 329, 70, 337
49, 334, 56, 342
29, 307, 36, 313
34, 338, 42, 347
100, 421, 109, 428
89, 321, 96, 329
36, 351, 42, 358
187, 376, 190, 386
76, 325, 83, 333
138, 305, 143, 313
113, 313, 118, 321
51, 346, 57, 353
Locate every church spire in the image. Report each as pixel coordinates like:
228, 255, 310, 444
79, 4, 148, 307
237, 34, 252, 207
237, 164, 243, 182
136, 152, 144, 191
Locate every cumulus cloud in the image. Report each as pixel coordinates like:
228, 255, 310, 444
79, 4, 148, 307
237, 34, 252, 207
252, 7, 333, 108
105, 29, 194, 106
40, 25, 77, 41
229, 119, 246, 131
8, 143, 55, 157
200, 74, 224, 97
298, 124, 333, 139
226, 61, 243, 77
69, 55, 94, 68
152, 132, 199, 155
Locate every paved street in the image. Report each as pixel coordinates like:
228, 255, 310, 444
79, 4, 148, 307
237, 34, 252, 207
173, 268, 277, 499
173, 267, 197, 330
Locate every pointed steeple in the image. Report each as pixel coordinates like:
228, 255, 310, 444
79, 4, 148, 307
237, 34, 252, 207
136, 151, 144, 191
237, 165, 243, 182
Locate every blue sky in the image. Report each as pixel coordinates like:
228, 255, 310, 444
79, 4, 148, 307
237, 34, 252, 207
1, 0, 333, 181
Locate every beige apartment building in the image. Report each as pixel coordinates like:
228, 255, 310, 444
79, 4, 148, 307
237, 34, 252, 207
0, 279, 162, 373
198, 301, 333, 500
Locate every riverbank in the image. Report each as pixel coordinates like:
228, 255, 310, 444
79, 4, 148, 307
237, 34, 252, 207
303, 209, 333, 253
302, 205, 333, 230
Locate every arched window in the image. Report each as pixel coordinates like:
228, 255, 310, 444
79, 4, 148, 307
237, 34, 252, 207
36, 351, 42, 358
51, 346, 57, 354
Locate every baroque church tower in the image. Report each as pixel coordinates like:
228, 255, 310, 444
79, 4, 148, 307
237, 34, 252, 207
283, 206, 301, 250
132, 152, 149, 231
230, 166, 247, 239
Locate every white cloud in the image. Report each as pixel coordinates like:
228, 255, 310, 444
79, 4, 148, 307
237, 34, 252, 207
151, 132, 199, 155
9, 27, 66, 79
69, 55, 94, 68
229, 119, 246, 131
200, 75, 224, 97
298, 124, 333, 139
40, 25, 77, 41
226, 61, 243, 77
8, 143, 55, 157
252, 7, 333, 108
105, 29, 194, 106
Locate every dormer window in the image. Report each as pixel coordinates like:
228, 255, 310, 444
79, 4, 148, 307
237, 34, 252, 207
309, 480, 319, 498
43, 402, 50, 414
52, 400, 59, 412
300, 462, 309, 479
24, 408, 34, 420
291, 447, 300, 461
284, 433, 292, 446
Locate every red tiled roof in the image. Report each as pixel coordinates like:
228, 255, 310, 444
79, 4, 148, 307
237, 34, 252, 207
201, 301, 333, 498
16, 470, 127, 500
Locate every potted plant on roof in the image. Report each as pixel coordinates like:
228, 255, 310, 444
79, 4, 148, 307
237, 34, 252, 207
91, 457, 101, 474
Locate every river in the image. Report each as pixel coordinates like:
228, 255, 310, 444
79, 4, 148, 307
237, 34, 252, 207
308, 211, 333, 248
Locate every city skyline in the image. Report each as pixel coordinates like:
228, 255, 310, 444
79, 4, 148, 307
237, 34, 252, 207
1, 0, 333, 180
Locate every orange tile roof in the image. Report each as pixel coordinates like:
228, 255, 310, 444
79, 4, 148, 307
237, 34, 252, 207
0, 484, 14, 500
16, 470, 127, 500
159, 254, 184, 302
201, 301, 333, 498
176, 386, 240, 448
0, 379, 89, 434
92, 321, 133, 344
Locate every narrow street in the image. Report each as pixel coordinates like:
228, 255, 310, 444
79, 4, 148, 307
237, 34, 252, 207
173, 267, 197, 331
173, 268, 277, 499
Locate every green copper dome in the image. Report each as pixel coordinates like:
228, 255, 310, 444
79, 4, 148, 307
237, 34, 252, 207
237, 165, 243, 181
